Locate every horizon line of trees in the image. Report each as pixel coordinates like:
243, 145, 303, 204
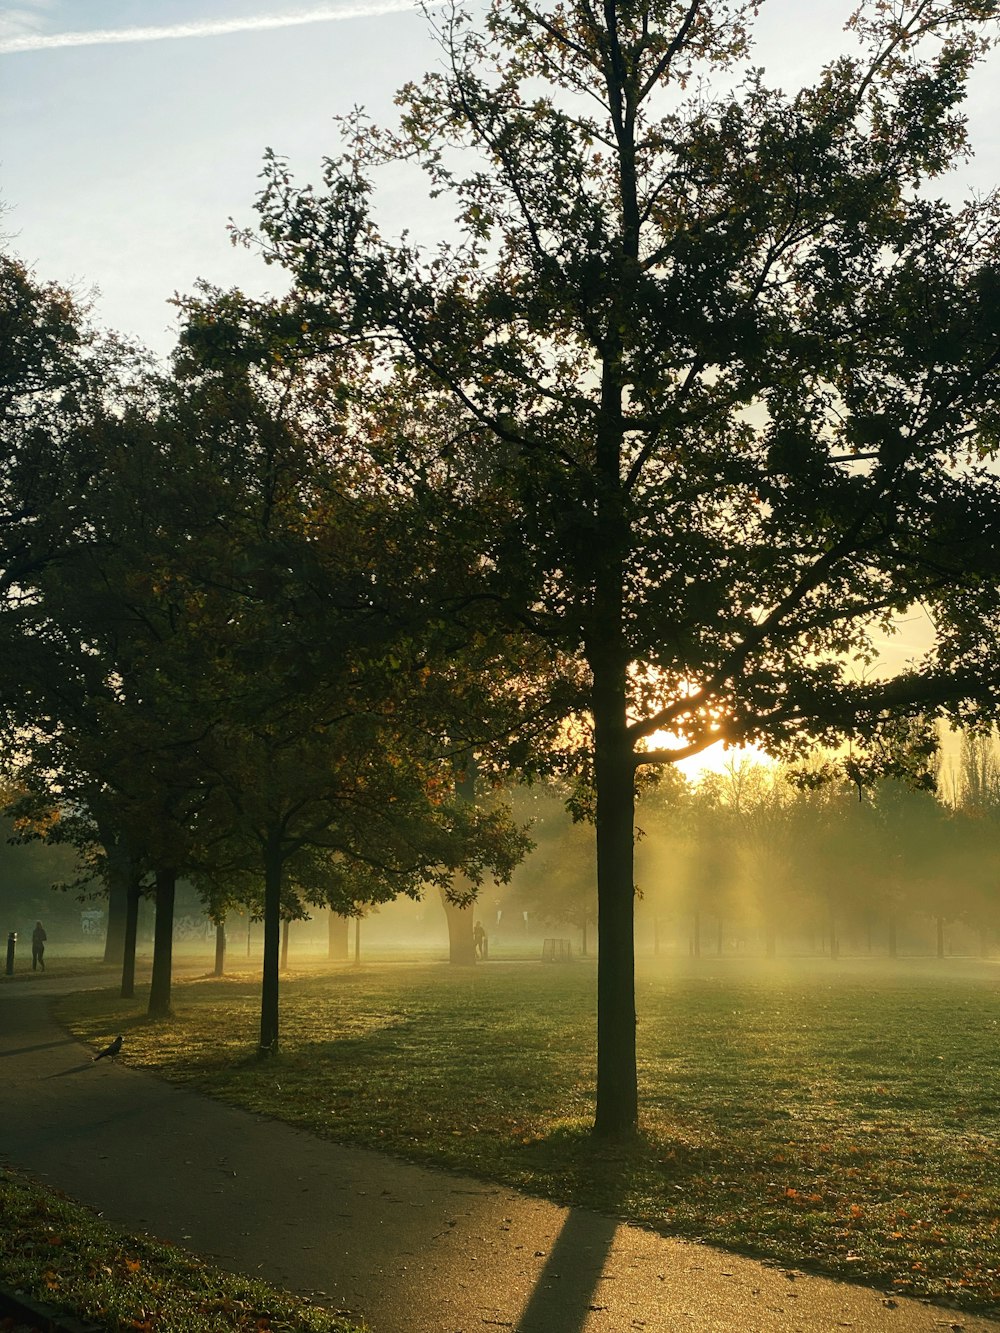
506, 731, 1000, 961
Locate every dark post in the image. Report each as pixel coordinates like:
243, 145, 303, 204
5, 932, 15, 976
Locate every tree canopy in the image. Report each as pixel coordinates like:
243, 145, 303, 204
240, 0, 1000, 1133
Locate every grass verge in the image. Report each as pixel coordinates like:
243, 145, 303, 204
58, 955, 1000, 1313
0, 1166, 362, 1332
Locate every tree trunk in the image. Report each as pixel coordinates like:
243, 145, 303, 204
591, 658, 637, 1138
213, 920, 226, 978
328, 911, 349, 960
354, 915, 361, 965
259, 832, 283, 1054
102, 841, 130, 966
581, 917, 588, 957
438, 884, 476, 964
280, 917, 290, 971
147, 868, 176, 1018
119, 877, 141, 999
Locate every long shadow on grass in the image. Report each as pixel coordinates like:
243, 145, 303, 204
516, 1127, 725, 1215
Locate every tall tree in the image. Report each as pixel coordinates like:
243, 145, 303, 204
212, 2, 1000, 1131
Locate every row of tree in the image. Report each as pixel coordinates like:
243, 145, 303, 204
4, 0, 1000, 1136
0, 249, 545, 1047
510, 733, 1000, 960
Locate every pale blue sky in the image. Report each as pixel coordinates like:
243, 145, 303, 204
2, 1, 996, 357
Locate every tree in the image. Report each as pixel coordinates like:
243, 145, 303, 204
203, 2, 1000, 1131
0, 251, 155, 968
164, 310, 534, 1048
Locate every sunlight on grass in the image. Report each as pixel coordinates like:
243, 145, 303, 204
58, 956, 1000, 1312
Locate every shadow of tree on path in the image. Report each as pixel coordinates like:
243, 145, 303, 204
514, 1209, 619, 1333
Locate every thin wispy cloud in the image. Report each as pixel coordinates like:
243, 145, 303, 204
0, 2, 420, 55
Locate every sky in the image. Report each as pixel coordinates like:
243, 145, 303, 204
1, 0, 996, 772
3, 0, 997, 358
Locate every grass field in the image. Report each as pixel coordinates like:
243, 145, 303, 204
59, 954, 1000, 1313
0, 1166, 363, 1332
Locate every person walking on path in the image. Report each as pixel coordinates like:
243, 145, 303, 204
30, 921, 47, 971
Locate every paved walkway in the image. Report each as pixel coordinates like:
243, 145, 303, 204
2, 975, 997, 1333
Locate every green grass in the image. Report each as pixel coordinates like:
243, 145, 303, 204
0, 1166, 363, 1332
58, 955, 1000, 1313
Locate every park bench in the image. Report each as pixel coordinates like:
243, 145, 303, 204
542, 937, 572, 963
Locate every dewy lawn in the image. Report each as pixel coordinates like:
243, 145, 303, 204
58, 955, 1000, 1313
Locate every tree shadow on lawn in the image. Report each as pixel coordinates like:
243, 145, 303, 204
514, 1121, 725, 1213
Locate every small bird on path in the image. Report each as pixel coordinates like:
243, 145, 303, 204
93, 1034, 123, 1062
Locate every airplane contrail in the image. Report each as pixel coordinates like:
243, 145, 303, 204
0, 2, 422, 56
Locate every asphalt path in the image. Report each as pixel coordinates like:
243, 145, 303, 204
2, 974, 996, 1333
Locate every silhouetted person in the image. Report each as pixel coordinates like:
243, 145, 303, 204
474, 920, 487, 959
93, 1034, 123, 1061
31, 921, 46, 971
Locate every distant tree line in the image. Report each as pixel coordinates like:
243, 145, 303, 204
507, 730, 1000, 961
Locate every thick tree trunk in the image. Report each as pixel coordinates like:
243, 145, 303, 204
328, 911, 349, 960
213, 920, 226, 978
120, 877, 141, 999
438, 884, 476, 964
591, 661, 637, 1138
280, 917, 290, 971
102, 842, 130, 966
147, 868, 176, 1018
259, 832, 282, 1054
